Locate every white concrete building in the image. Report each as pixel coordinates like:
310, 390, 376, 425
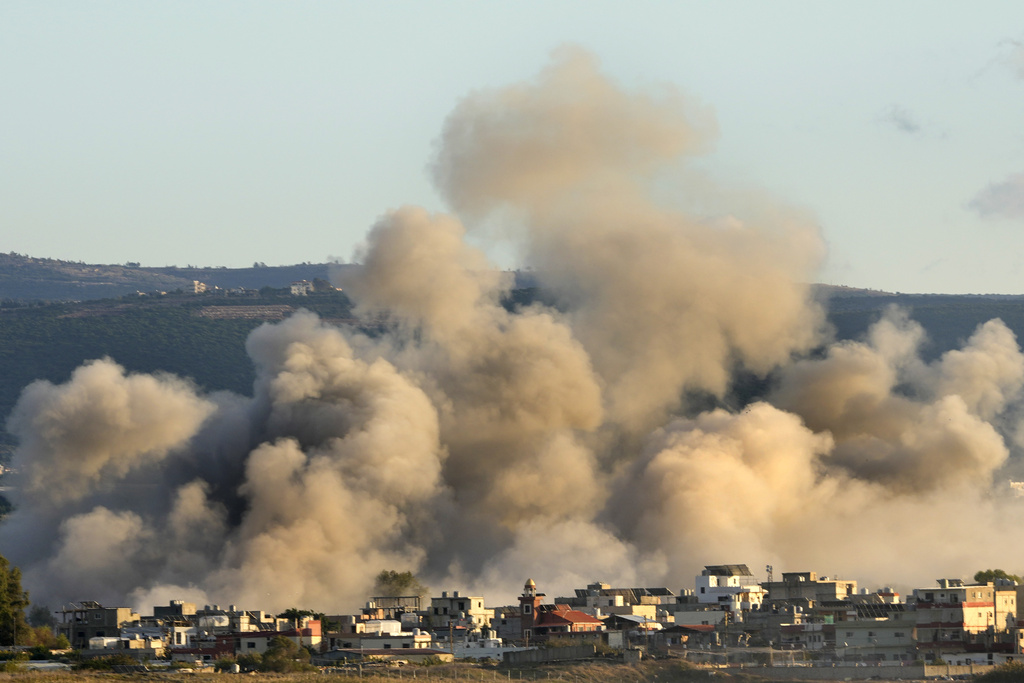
695, 564, 766, 612
430, 590, 490, 631
290, 280, 313, 296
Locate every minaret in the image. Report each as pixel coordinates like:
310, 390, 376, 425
518, 578, 544, 640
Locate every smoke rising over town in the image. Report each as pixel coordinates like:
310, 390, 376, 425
5, 48, 1024, 613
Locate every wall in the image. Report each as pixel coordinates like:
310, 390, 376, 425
750, 663, 1004, 680
502, 645, 596, 665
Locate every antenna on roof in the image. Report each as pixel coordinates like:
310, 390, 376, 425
766, 565, 774, 585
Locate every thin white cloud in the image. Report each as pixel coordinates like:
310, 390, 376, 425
1008, 40, 1024, 79
970, 172, 1024, 220
879, 105, 921, 134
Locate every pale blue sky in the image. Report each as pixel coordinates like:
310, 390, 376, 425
3, 1, 1024, 293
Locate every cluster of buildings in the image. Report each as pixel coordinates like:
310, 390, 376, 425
174, 279, 329, 296
56, 566, 1024, 668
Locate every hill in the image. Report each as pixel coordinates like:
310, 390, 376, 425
0, 252, 353, 302
5, 255, 1024, 458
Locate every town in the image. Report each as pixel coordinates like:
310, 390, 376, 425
47, 566, 1024, 675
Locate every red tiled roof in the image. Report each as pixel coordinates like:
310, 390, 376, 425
535, 609, 603, 627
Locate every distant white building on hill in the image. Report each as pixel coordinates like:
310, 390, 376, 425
290, 280, 313, 295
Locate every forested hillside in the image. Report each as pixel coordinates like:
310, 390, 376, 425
0, 252, 352, 301
824, 290, 1024, 361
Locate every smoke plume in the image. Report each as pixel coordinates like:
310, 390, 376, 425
5, 48, 1024, 613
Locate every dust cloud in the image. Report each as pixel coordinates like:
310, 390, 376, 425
5, 48, 1024, 612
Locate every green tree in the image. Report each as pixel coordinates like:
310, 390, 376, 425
213, 657, 237, 672
277, 608, 320, 622
975, 569, 1022, 584
260, 635, 313, 673
0, 554, 29, 645
236, 652, 262, 672
27, 605, 54, 628
311, 277, 334, 293
373, 570, 428, 598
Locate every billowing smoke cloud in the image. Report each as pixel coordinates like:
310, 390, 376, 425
433, 46, 825, 430
7, 359, 215, 503
6, 48, 1024, 614
773, 309, 1021, 492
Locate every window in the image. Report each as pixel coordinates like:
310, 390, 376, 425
403, 644, 410, 648
459, 602, 466, 611
384, 644, 391, 649
524, 605, 531, 614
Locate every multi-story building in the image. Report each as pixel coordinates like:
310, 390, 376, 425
835, 616, 917, 663
695, 565, 767, 614
763, 571, 857, 610
554, 581, 674, 621
324, 619, 432, 651
914, 578, 1017, 657
59, 602, 140, 650
429, 590, 490, 631
290, 280, 313, 296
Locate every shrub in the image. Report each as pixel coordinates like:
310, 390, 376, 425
76, 653, 139, 670
976, 660, 1024, 683
29, 644, 51, 660
0, 651, 28, 661
236, 652, 262, 672
214, 657, 238, 672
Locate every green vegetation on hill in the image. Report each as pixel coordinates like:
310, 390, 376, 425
0, 290, 357, 456
824, 292, 1024, 361
0, 252, 353, 302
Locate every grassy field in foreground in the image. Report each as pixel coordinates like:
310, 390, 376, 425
0, 660, 783, 683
